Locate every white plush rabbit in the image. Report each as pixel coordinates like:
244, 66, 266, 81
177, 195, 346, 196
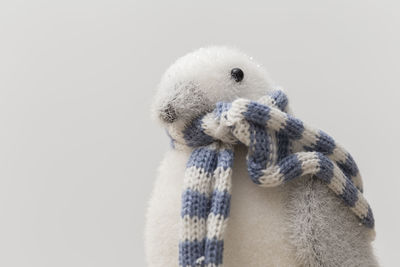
145, 46, 378, 267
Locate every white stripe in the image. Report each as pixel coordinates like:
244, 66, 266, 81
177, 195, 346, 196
202, 112, 236, 144
294, 124, 320, 152
258, 165, 284, 187
213, 166, 232, 193
180, 214, 230, 242
180, 215, 207, 242
206, 213, 229, 240
352, 173, 363, 191
351, 191, 370, 219
265, 107, 286, 132
298, 152, 320, 175
331, 146, 348, 163
258, 95, 275, 106
332, 146, 363, 191
231, 119, 251, 146
267, 131, 278, 167
328, 164, 347, 195
225, 98, 250, 127
184, 166, 214, 195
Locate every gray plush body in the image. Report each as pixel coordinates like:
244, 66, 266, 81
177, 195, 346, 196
146, 46, 378, 266
286, 176, 377, 266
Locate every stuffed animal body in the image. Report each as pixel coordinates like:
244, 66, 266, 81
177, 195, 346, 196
145, 46, 378, 267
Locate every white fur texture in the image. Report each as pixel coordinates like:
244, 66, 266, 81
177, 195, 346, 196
152, 46, 275, 125
145, 46, 378, 266
145, 146, 298, 267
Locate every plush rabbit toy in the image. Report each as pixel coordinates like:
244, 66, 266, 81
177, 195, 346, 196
145, 46, 378, 267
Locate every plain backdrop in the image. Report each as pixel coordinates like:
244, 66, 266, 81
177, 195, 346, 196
1, 1, 399, 266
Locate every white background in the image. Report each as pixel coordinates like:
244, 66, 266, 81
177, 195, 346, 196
1, 1, 399, 266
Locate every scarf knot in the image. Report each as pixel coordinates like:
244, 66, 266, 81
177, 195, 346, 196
165, 90, 374, 267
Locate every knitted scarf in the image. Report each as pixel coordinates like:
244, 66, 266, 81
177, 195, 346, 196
165, 90, 374, 267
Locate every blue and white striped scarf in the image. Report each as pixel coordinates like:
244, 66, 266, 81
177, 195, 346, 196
165, 90, 374, 267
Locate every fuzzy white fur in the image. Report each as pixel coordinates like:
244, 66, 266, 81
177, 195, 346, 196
151, 46, 275, 124
145, 146, 298, 267
145, 46, 378, 266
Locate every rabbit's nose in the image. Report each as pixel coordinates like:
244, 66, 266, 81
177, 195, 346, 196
159, 104, 177, 123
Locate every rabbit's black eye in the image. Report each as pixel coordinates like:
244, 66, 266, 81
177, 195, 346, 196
231, 68, 244, 82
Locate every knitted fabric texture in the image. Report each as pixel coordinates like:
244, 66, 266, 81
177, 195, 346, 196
165, 90, 374, 267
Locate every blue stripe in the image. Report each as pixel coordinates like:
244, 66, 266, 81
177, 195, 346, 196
278, 154, 303, 182
210, 190, 231, 218
361, 206, 375, 228
316, 152, 334, 183
181, 189, 210, 218
283, 115, 304, 140
246, 122, 270, 184
269, 90, 288, 111
242, 101, 271, 125
205, 238, 224, 265
337, 153, 359, 180
339, 178, 359, 207
307, 131, 336, 155
183, 116, 214, 147
179, 239, 205, 267
179, 238, 224, 266
215, 102, 232, 118
216, 149, 234, 170
186, 147, 218, 174
181, 189, 231, 218
276, 131, 290, 162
